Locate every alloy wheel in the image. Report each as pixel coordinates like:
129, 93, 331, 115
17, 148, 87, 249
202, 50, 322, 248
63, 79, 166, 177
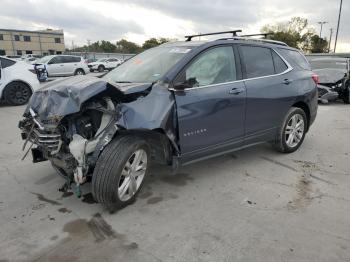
285, 114, 305, 148
117, 149, 148, 202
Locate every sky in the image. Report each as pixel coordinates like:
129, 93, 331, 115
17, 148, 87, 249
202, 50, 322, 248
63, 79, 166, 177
0, 0, 349, 52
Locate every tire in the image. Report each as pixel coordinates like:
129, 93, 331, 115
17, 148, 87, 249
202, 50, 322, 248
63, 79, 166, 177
74, 69, 85, 75
274, 107, 307, 153
92, 135, 150, 212
89, 69, 94, 72
3, 81, 32, 106
342, 84, 350, 104
98, 65, 105, 72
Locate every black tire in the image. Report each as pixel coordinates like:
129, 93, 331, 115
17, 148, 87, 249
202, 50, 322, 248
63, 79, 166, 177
98, 65, 105, 72
74, 69, 85, 75
3, 81, 32, 106
274, 107, 307, 153
89, 69, 94, 72
92, 135, 150, 212
342, 84, 350, 104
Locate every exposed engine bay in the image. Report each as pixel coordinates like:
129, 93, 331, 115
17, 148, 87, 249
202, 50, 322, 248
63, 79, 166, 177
19, 76, 176, 196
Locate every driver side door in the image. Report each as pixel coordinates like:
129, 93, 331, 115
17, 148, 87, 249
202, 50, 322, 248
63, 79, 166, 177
173, 45, 246, 162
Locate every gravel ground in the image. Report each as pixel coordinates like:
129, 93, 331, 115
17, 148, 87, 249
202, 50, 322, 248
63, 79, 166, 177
0, 101, 349, 262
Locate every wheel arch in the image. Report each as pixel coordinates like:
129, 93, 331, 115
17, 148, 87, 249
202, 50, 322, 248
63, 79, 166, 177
1, 80, 33, 100
114, 128, 175, 165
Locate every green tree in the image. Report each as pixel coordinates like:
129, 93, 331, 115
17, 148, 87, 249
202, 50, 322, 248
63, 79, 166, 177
310, 35, 329, 53
142, 37, 170, 49
261, 17, 316, 52
116, 39, 142, 54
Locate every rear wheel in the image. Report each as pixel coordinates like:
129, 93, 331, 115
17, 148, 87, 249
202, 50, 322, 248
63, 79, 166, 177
274, 107, 307, 153
3, 81, 32, 105
98, 65, 105, 72
74, 69, 85, 75
92, 136, 150, 212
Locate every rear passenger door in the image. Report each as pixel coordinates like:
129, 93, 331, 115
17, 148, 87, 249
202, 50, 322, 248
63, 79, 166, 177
239, 45, 294, 144
47, 56, 64, 76
62, 56, 79, 75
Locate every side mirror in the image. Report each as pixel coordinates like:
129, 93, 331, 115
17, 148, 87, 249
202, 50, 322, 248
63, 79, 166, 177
174, 77, 198, 90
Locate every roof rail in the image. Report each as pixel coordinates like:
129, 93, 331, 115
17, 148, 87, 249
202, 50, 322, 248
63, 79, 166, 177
185, 30, 242, 41
216, 36, 288, 47
239, 33, 274, 39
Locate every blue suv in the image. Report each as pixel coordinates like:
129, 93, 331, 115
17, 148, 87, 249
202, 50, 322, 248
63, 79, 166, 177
19, 31, 318, 211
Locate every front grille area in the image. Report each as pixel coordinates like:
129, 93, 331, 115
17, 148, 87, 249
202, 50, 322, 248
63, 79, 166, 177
32, 128, 61, 154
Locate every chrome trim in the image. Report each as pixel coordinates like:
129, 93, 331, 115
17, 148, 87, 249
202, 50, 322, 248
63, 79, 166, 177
169, 49, 293, 92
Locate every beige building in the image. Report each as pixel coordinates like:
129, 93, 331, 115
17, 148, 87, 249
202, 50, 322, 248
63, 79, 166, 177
0, 28, 65, 56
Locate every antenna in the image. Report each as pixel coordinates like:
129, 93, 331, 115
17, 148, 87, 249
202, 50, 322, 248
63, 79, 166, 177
185, 30, 242, 41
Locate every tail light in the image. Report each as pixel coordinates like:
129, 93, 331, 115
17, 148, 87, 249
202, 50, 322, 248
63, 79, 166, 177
312, 74, 319, 85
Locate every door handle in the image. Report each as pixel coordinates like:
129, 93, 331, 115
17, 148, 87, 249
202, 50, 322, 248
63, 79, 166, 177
283, 79, 293, 85
229, 87, 244, 95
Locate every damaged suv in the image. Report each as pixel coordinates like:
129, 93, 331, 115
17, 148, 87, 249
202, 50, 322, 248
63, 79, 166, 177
19, 31, 318, 211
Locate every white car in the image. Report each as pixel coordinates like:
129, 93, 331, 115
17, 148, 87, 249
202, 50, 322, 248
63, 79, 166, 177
35, 55, 89, 76
88, 58, 123, 72
0, 56, 40, 105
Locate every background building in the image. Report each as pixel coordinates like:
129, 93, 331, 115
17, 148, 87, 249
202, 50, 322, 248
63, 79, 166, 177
0, 28, 65, 56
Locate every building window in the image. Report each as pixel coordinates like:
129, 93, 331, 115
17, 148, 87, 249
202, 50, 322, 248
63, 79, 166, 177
56, 51, 62, 54
17, 50, 22, 55
23, 36, 31, 42
43, 52, 48, 56
14, 35, 20, 41
55, 38, 61, 43
0, 34, 3, 41
0, 50, 5, 55
25, 50, 33, 54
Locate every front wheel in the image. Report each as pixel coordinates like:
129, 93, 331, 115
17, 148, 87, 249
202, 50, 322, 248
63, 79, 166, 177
274, 107, 307, 153
74, 69, 85, 75
92, 136, 150, 212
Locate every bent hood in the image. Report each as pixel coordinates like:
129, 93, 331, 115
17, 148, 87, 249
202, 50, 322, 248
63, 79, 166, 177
25, 75, 152, 122
313, 68, 347, 84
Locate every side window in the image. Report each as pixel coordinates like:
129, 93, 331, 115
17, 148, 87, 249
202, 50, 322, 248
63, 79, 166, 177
183, 46, 236, 88
72, 56, 81, 62
241, 46, 275, 78
278, 49, 310, 70
49, 56, 63, 64
272, 50, 288, 73
0, 58, 16, 68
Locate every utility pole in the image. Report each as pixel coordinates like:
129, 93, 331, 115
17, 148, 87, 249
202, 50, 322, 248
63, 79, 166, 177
317, 21, 328, 38
328, 28, 333, 53
334, 0, 343, 53
87, 39, 91, 53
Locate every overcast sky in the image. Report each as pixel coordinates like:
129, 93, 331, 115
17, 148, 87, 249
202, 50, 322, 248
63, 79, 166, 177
0, 0, 349, 51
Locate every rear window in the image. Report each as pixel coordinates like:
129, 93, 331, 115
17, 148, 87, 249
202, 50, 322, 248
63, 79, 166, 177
272, 50, 288, 73
278, 48, 310, 70
0, 58, 16, 68
241, 45, 275, 78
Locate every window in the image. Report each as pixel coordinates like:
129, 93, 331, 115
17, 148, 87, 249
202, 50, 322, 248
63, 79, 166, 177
183, 46, 236, 88
17, 50, 22, 56
241, 46, 275, 78
278, 48, 310, 70
14, 35, 20, 41
25, 50, 33, 54
72, 56, 81, 62
0, 50, 5, 55
56, 51, 62, 55
55, 38, 61, 43
23, 36, 31, 42
49, 56, 64, 64
272, 50, 288, 74
0, 58, 16, 68
0, 34, 3, 41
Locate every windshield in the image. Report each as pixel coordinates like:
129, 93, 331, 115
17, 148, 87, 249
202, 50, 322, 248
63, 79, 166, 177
36, 56, 53, 64
97, 58, 107, 62
310, 59, 348, 72
103, 46, 192, 83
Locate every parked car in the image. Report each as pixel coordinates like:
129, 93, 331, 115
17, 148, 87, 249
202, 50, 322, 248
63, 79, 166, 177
0, 56, 39, 105
34, 55, 89, 77
307, 56, 350, 104
19, 32, 318, 211
88, 57, 123, 72
21, 54, 42, 60
5, 55, 22, 61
